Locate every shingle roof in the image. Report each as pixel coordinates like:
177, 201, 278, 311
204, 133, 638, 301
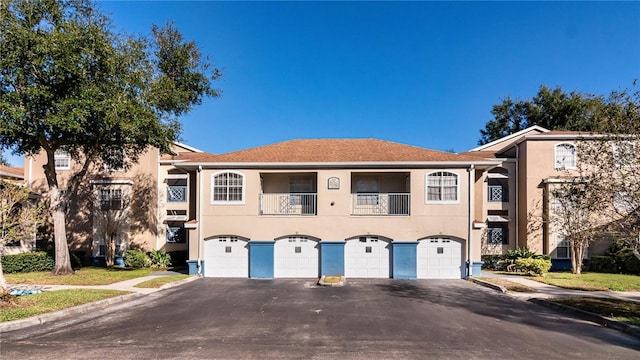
167, 139, 487, 164
0, 165, 24, 179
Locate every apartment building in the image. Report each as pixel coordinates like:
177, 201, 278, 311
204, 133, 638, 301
22, 126, 607, 276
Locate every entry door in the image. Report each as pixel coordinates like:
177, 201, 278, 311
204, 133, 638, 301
417, 238, 463, 279
344, 237, 390, 278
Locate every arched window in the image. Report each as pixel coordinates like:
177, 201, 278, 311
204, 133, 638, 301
212, 171, 245, 204
554, 143, 576, 170
426, 171, 458, 203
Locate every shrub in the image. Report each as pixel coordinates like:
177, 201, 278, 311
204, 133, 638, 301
589, 255, 617, 273
481, 255, 504, 270
515, 258, 552, 276
168, 250, 188, 268
149, 250, 172, 269
2, 252, 55, 273
507, 247, 537, 259
123, 250, 150, 269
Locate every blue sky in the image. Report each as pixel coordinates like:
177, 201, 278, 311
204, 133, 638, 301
5, 1, 640, 166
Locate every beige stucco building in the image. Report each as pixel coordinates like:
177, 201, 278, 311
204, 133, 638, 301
20, 126, 603, 276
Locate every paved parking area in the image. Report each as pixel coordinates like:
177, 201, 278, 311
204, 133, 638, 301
2, 279, 638, 359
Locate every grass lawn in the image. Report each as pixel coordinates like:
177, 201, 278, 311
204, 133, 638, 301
5, 267, 155, 286
548, 297, 640, 326
531, 272, 640, 291
0, 289, 131, 322
476, 277, 535, 292
133, 275, 190, 288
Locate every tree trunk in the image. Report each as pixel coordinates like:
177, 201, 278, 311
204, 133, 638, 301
0, 251, 8, 294
572, 242, 584, 275
43, 154, 74, 275
106, 233, 115, 267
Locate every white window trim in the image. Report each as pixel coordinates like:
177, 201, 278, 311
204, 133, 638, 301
211, 171, 246, 205
425, 171, 460, 204
554, 235, 571, 259
54, 150, 71, 170
554, 143, 577, 170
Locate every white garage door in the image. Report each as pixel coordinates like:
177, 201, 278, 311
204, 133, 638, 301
204, 236, 248, 277
345, 237, 390, 278
274, 237, 319, 278
417, 238, 463, 279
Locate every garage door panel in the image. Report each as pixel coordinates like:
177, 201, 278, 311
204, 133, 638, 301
345, 237, 390, 278
205, 238, 249, 278
274, 237, 319, 278
417, 238, 463, 279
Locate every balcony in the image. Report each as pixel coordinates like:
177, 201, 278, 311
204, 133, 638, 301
351, 193, 410, 216
259, 193, 317, 216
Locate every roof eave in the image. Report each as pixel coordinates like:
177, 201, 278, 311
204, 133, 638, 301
174, 160, 502, 169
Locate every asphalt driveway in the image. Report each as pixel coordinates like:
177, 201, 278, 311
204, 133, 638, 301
2, 279, 638, 359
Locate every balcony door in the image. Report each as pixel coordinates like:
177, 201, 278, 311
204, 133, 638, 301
290, 177, 315, 215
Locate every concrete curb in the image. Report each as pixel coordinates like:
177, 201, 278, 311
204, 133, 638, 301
529, 298, 640, 339
0, 292, 145, 333
0, 276, 200, 333
468, 277, 507, 293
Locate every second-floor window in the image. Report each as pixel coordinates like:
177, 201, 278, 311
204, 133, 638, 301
99, 188, 123, 210
212, 171, 244, 204
487, 223, 508, 245
554, 143, 576, 170
426, 171, 458, 203
167, 179, 187, 202
487, 179, 508, 202
54, 150, 71, 170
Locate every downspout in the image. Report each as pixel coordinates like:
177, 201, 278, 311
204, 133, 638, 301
467, 164, 475, 278
156, 152, 161, 250
28, 156, 33, 187
514, 145, 519, 250
197, 165, 203, 276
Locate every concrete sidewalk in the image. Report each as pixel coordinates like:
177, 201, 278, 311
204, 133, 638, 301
471, 272, 640, 338
2, 272, 199, 332
8, 271, 198, 295
477, 271, 640, 303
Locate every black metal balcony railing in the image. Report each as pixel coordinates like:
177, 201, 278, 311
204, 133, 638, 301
259, 193, 317, 215
351, 193, 410, 216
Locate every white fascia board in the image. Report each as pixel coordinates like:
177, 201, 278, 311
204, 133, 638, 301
89, 179, 134, 185
469, 125, 550, 152
487, 215, 510, 223
165, 215, 188, 222
173, 160, 502, 169
543, 177, 587, 184
486, 173, 509, 179
173, 142, 204, 153
473, 222, 487, 229
164, 174, 189, 180
184, 222, 198, 229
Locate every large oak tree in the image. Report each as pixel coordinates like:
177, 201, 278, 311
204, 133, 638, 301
0, 0, 220, 274
478, 85, 608, 145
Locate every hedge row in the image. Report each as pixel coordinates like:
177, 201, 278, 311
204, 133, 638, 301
481, 247, 551, 275
2, 251, 82, 273
589, 244, 640, 275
